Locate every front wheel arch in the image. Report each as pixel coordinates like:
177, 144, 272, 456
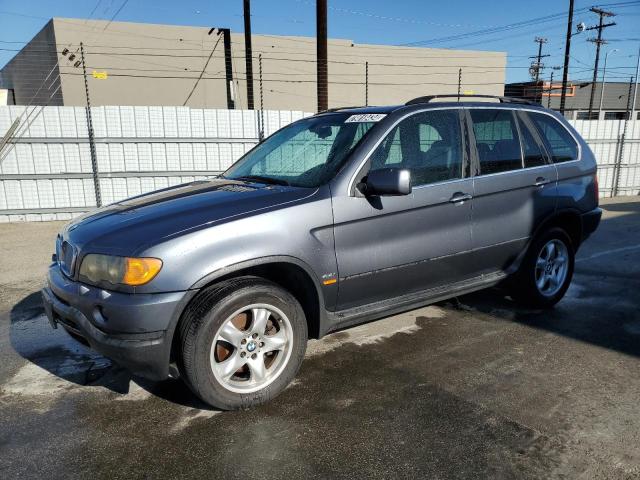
177, 276, 308, 409
168, 257, 326, 370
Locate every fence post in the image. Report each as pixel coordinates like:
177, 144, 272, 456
365, 61, 369, 106
80, 43, 102, 207
258, 54, 264, 142
611, 76, 634, 197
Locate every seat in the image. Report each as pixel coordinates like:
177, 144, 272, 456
476, 143, 491, 162
483, 139, 521, 174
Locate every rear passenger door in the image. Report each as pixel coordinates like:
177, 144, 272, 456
526, 111, 587, 210
467, 108, 558, 275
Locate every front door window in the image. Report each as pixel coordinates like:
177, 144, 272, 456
368, 110, 464, 186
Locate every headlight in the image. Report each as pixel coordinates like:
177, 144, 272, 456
79, 254, 162, 286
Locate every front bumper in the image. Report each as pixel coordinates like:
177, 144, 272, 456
42, 264, 194, 381
581, 207, 602, 241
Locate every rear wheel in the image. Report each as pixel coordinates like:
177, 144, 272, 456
510, 228, 575, 309
178, 276, 307, 410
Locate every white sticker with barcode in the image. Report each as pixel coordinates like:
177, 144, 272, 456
344, 113, 387, 123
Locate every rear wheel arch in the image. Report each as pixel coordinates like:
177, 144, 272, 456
535, 209, 582, 250
510, 227, 575, 308
506, 209, 582, 278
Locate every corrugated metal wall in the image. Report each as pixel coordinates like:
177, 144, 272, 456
570, 119, 640, 197
0, 106, 638, 222
0, 106, 310, 221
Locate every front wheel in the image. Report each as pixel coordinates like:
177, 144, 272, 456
510, 228, 575, 309
178, 276, 308, 410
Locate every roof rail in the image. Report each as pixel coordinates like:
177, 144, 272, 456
405, 94, 539, 106
320, 106, 363, 113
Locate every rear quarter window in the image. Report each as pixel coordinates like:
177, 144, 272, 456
528, 112, 579, 163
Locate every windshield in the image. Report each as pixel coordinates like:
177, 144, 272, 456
223, 113, 378, 187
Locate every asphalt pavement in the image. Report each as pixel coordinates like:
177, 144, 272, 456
1, 196, 639, 479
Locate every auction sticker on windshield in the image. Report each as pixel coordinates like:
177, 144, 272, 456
345, 113, 387, 123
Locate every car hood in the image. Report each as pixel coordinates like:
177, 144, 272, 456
63, 178, 317, 255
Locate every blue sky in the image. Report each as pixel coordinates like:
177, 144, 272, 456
0, 0, 638, 84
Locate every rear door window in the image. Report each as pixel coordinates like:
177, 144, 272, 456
516, 114, 547, 168
528, 112, 579, 162
469, 109, 523, 175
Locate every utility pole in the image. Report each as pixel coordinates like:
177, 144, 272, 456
631, 45, 640, 124
560, 0, 575, 115
316, 0, 328, 112
80, 42, 101, 208
548, 71, 554, 109
243, 0, 255, 109
612, 76, 634, 196
258, 53, 264, 141
530, 37, 549, 84
221, 28, 235, 109
586, 7, 616, 119
457, 68, 462, 101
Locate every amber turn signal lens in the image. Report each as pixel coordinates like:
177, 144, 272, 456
122, 257, 163, 286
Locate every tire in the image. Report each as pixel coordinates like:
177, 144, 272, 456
178, 276, 308, 410
510, 228, 575, 309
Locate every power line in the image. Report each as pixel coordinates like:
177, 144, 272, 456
399, 0, 639, 49
401, 9, 589, 47
183, 29, 223, 106
103, 0, 130, 31
0, 48, 534, 69
54, 70, 508, 86
0, 47, 531, 70
6, 64, 522, 78
314, 0, 498, 29
0, 38, 531, 60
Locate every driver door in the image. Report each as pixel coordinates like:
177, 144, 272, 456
332, 109, 476, 310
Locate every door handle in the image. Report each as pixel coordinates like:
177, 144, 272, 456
534, 177, 550, 187
449, 192, 473, 204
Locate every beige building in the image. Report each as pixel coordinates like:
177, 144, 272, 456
1, 18, 507, 112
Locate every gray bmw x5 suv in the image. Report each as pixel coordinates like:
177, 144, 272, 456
42, 95, 601, 409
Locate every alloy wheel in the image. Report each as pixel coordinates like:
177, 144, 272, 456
534, 239, 569, 297
210, 304, 293, 393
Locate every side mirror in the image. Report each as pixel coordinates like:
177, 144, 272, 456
360, 168, 412, 196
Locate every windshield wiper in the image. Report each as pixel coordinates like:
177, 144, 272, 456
234, 175, 290, 186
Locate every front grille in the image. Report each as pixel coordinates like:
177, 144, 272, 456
56, 235, 77, 277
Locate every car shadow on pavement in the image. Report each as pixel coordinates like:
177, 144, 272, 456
440, 286, 640, 361
10, 291, 129, 391
446, 198, 640, 359
8, 290, 214, 409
